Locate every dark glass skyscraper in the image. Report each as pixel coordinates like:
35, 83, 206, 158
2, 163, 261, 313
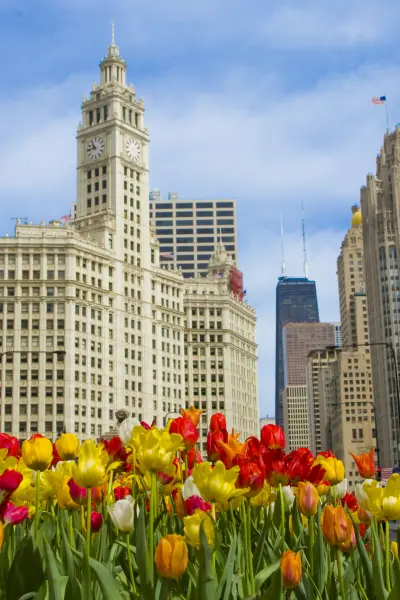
275, 277, 319, 428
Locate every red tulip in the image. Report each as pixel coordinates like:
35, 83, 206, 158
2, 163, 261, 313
210, 413, 226, 432
141, 420, 155, 430
184, 496, 212, 516
0, 433, 21, 458
0, 470, 23, 492
103, 436, 128, 462
114, 485, 130, 501
90, 511, 103, 533
261, 425, 285, 450
68, 479, 88, 506
169, 417, 199, 450
1, 502, 28, 525
233, 456, 265, 496
241, 436, 261, 459
285, 448, 326, 487
51, 443, 62, 468
181, 448, 203, 470
263, 449, 290, 486
341, 492, 358, 513
207, 429, 228, 462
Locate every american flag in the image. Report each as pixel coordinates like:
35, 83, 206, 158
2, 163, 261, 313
372, 96, 386, 105
160, 252, 174, 259
380, 467, 393, 483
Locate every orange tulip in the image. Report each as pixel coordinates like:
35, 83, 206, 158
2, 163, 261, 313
155, 534, 188, 579
350, 448, 375, 479
357, 504, 372, 525
180, 405, 203, 427
321, 505, 352, 547
297, 481, 319, 518
280, 550, 302, 589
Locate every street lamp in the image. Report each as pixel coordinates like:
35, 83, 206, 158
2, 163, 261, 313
163, 412, 180, 426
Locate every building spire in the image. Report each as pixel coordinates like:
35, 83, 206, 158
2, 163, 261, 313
111, 19, 115, 46
301, 201, 308, 279
280, 213, 286, 276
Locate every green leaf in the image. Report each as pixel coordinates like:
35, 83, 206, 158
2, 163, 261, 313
6, 535, 45, 600
43, 537, 65, 600
261, 568, 282, 599
353, 516, 374, 594
136, 502, 153, 599
253, 510, 269, 575
216, 533, 237, 600
388, 556, 400, 600
60, 520, 81, 600
254, 560, 280, 593
313, 504, 328, 596
71, 547, 123, 600
371, 524, 389, 600
198, 521, 216, 600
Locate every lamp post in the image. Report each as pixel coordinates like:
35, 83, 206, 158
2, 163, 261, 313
327, 341, 400, 469
163, 412, 180, 426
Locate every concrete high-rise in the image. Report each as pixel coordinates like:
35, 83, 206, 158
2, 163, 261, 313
275, 277, 319, 428
0, 33, 259, 441
361, 129, 400, 467
149, 191, 237, 279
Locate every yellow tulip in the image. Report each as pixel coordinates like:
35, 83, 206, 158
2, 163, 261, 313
250, 481, 272, 508
40, 470, 62, 501
155, 534, 188, 579
280, 550, 302, 589
0, 449, 17, 474
184, 510, 215, 549
358, 477, 400, 521
22, 436, 53, 472
382, 474, 400, 520
71, 439, 107, 488
392, 541, 398, 559
192, 461, 249, 503
55, 433, 79, 461
130, 426, 184, 474
57, 482, 80, 511
297, 481, 319, 518
313, 456, 344, 486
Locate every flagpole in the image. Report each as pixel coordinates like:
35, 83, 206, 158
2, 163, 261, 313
385, 101, 390, 131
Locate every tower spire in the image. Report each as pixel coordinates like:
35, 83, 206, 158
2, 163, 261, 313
301, 201, 308, 279
111, 19, 115, 46
280, 213, 286, 276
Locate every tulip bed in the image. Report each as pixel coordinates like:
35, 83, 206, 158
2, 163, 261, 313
0, 410, 399, 599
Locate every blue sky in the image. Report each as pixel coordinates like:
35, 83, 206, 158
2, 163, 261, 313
0, 0, 399, 418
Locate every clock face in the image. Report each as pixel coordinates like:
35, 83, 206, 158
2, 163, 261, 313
126, 138, 141, 162
87, 137, 105, 160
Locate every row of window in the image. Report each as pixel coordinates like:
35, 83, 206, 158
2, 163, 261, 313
155, 217, 234, 226
0, 254, 65, 266
150, 201, 233, 209
157, 228, 234, 236
0, 271, 65, 281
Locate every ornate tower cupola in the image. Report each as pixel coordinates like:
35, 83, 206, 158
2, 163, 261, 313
99, 22, 127, 87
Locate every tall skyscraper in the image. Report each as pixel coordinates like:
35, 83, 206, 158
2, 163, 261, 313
282, 322, 335, 450
329, 206, 375, 487
275, 277, 319, 428
0, 32, 259, 441
361, 129, 400, 467
149, 191, 237, 279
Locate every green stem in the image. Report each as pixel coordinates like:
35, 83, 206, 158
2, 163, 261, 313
278, 483, 285, 552
385, 520, 391, 592
184, 452, 189, 482
86, 488, 92, 559
336, 548, 346, 600
240, 501, 249, 596
149, 472, 156, 581
69, 512, 74, 548
35, 470, 41, 540
246, 500, 255, 595
309, 515, 314, 596
126, 532, 137, 594
80, 506, 85, 533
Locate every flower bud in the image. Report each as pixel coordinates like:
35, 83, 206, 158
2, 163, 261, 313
297, 481, 319, 518
90, 511, 103, 533
280, 550, 302, 589
155, 534, 188, 579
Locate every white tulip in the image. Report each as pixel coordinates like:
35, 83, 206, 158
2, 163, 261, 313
355, 479, 376, 507
182, 476, 202, 501
118, 417, 141, 445
108, 495, 136, 532
282, 485, 295, 511
334, 478, 348, 499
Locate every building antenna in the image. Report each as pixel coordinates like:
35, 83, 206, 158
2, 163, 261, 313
301, 201, 308, 279
280, 213, 286, 276
111, 19, 115, 45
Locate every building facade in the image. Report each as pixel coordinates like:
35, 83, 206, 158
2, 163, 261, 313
275, 277, 319, 428
0, 35, 259, 441
283, 386, 309, 450
361, 129, 400, 467
149, 191, 237, 279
